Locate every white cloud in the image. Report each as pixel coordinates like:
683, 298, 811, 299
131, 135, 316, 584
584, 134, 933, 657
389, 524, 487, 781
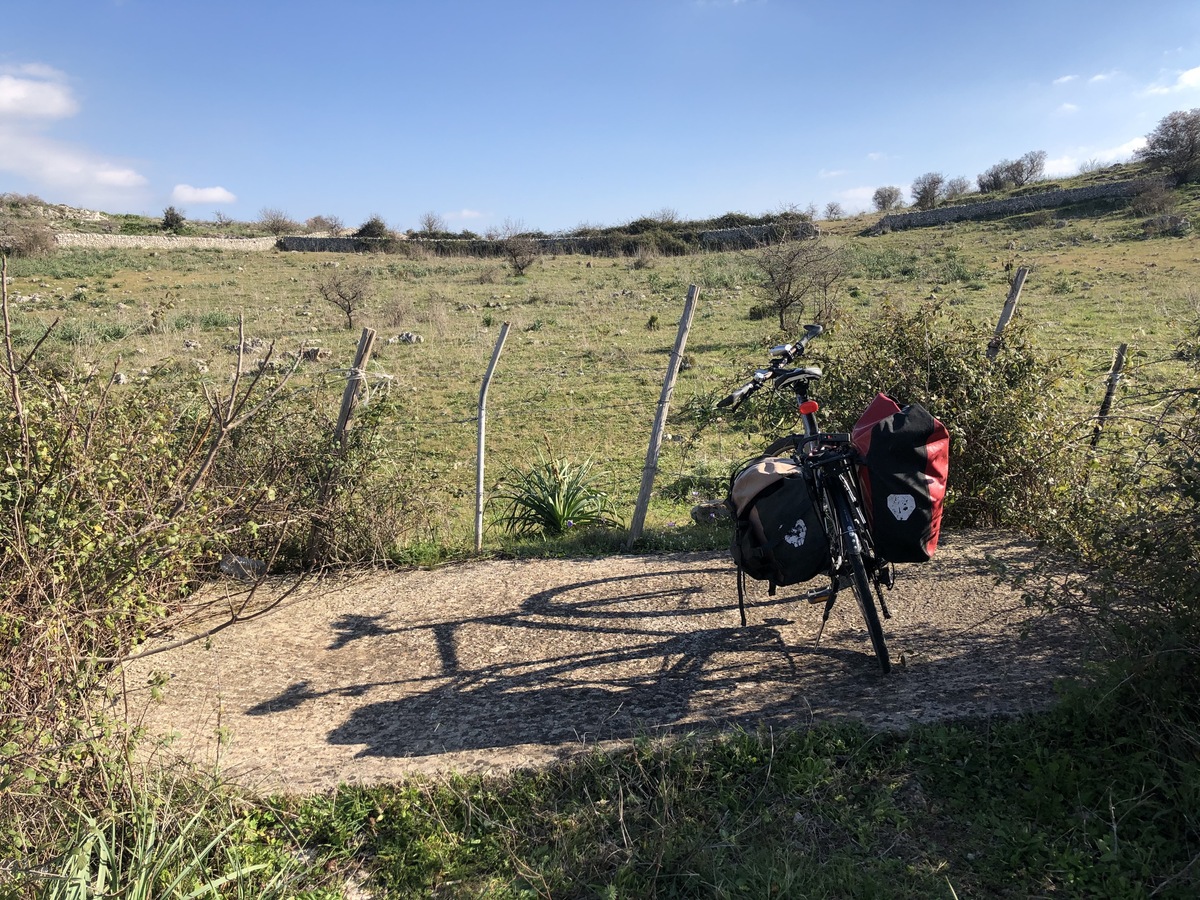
1089, 71, 1117, 84
1053, 74, 1077, 85
1043, 136, 1148, 177
0, 69, 77, 119
446, 208, 484, 220
867, 152, 887, 162
1146, 64, 1200, 95
0, 62, 148, 208
837, 186, 877, 213
172, 184, 237, 204
819, 168, 847, 178
1057, 103, 1079, 114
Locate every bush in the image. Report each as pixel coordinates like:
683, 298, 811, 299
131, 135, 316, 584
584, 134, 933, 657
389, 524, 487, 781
817, 302, 1078, 528
0, 220, 56, 257
353, 215, 390, 239
161, 206, 185, 232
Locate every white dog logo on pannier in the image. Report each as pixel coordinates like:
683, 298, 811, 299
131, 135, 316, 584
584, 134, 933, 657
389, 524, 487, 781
784, 519, 808, 547
887, 494, 916, 521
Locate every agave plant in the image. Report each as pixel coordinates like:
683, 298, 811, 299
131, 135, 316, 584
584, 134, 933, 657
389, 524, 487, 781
492, 453, 622, 537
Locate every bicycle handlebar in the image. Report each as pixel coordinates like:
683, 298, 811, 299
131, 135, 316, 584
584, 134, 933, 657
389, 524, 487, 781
716, 323, 824, 410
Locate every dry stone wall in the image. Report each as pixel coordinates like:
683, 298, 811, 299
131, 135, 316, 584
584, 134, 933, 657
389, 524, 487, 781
54, 233, 278, 251
875, 180, 1145, 231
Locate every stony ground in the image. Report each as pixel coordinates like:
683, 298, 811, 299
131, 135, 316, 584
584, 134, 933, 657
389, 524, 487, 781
116, 528, 1087, 795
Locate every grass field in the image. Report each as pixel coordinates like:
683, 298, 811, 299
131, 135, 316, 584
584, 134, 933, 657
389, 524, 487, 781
4, 175, 1200, 897
6, 177, 1199, 555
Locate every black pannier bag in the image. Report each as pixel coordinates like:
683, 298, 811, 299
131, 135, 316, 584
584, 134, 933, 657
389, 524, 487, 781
851, 394, 950, 563
727, 457, 829, 592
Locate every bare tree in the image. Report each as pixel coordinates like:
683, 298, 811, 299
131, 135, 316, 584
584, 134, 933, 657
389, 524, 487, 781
306, 214, 345, 236
1136, 109, 1200, 182
872, 186, 903, 212
498, 218, 540, 275
977, 150, 1048, 192
748, 238, 848, 329
258, 207, 298, 237
911, 173, 946, 210
823, 201, 844, 220
316, 269, 374, 329
418, 211, 446, 234
944, 176, 971, 200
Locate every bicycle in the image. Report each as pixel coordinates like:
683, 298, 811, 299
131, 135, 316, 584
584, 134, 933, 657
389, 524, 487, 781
718, 324, 894, 673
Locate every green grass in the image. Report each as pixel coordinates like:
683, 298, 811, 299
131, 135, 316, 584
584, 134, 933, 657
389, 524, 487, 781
7, 183, 1199, 552
270, 706, 1196, 898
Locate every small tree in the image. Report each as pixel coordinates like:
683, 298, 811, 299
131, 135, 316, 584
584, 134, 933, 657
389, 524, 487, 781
823, 201, 844, 220
1136, 109, 1200, 182
498, 218, 540, 275
258, 207, 298, 236
161, 206, 185, 232
872, 186, 903, 212
748, 237, 847, 329
316, 269, 374, 329
911, 172, 946, 210
353, 215, 390, 239
418, 211, 446, 234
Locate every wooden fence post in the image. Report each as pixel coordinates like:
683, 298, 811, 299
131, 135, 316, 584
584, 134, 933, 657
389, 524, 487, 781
987, 266, 1028, 360
334, 327, 377, 447
625, 284, 700, 550
476, 322, 510, 553
307, 327, 376, 567
1090, 342, 1128, 450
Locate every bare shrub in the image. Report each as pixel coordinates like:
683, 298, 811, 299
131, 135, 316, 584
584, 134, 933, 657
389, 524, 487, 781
1132, 180, 1178, 217
823, 202, 844, 220
418, 211, 446, 234
316, 269, 374, 329
497, 218, 540, 275
258, 207, 298, 236
386, 293, 416, 328
746, 237, 848, 328
977, 150, 1048, 192
0, 221, 56, 257
306, 214, 345, 236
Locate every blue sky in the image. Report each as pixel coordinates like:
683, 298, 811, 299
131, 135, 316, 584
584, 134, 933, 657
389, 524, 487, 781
3, 0, 1200, 233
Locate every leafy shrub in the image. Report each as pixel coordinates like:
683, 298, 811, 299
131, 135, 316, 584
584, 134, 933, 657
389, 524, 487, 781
353, 215, 390, 239
492, 453, 622, 537
160, 206, 185, 232
817, 302, 1078, 528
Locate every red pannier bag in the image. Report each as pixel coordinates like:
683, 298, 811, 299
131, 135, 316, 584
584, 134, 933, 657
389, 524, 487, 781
851, 394, 950, 563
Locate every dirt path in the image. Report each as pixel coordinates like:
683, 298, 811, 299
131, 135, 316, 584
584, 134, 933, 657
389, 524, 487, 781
117, 529, 1086, 795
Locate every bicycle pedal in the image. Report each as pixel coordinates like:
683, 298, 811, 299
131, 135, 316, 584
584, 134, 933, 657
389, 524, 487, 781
801, 587, 834, 604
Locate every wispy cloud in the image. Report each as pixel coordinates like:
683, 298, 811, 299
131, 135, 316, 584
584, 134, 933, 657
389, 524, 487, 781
1145, 64, 1200, 95
819, 168, 847, 178
446, 208, 484, 220
172, 184, 236, 205
0, 63, 148, 207
1057, 103, 1079, 115
1053, 74, 1077, 85
866, 152, 887, 162
1089, 71, 1118, 84
837, 186, 877, 213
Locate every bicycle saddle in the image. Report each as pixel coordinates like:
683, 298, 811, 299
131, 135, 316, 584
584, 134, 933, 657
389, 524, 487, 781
775, 366, 823, 388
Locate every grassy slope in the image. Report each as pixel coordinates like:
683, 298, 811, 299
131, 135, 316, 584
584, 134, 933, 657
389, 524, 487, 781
6, 177, 1200, 897
6, 177, 1199, 551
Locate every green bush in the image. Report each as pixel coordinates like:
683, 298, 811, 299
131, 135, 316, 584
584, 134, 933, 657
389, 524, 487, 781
818, 302, 1079, 528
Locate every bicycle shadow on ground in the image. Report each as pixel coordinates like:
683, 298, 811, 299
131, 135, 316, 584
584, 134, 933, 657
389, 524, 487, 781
235, 558, 1085, 762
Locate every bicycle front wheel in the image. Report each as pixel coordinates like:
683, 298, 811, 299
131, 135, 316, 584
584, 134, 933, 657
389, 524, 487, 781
834, 492, 891, 674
